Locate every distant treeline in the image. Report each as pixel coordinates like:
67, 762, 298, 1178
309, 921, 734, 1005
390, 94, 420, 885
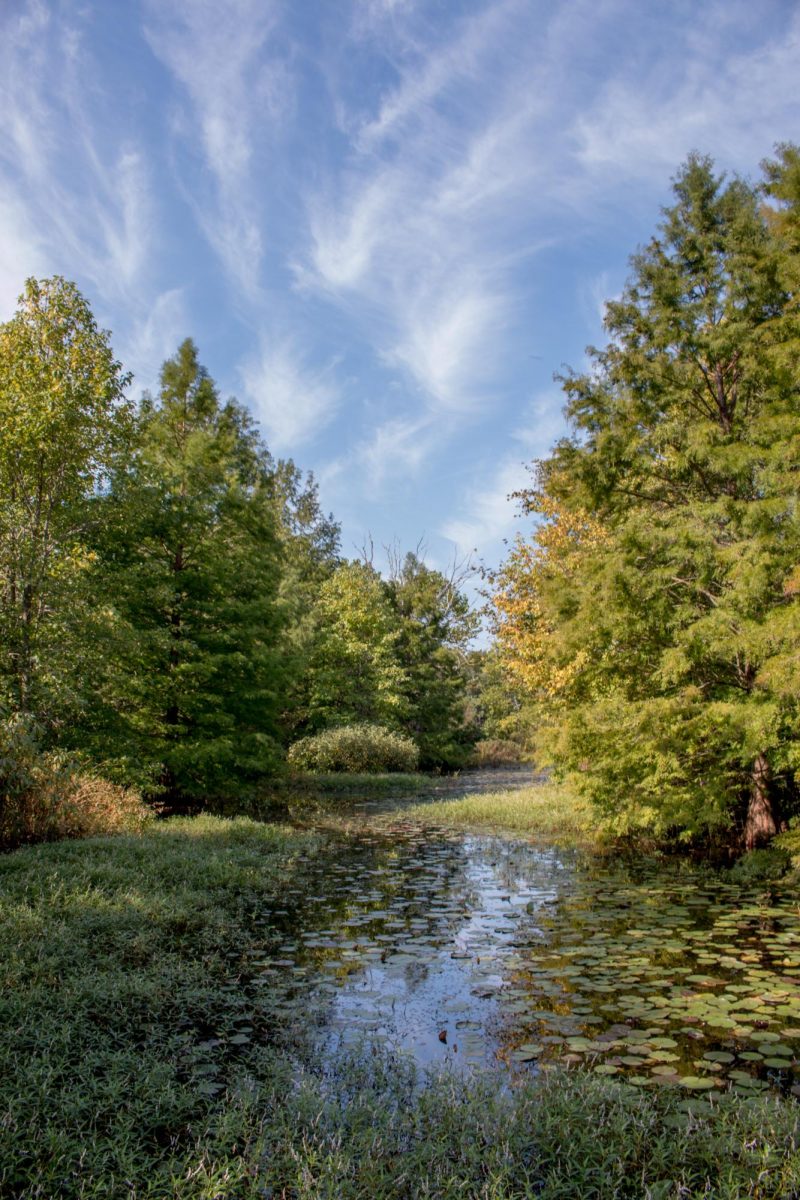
0, 287, 505, 820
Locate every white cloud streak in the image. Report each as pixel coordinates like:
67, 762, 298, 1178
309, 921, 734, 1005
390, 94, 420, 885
0, 2, 156, 314
241, 338, 341, 452
299, 0, 800, 497
573, 4, 800, 180
122, 289, 189, 397
144, 0, 285, 300
301, 1, 551, 487
441, 390, 566, 556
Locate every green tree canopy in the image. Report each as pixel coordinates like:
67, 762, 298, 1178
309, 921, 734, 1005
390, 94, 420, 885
91, 339, 286, 805
305, 560, 408, 731
386, 551, 478, 768
0, 277, 131, 722
493, 151, 800, 848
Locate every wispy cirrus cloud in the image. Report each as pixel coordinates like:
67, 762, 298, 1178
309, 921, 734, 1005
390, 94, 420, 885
573, 3, 800, 180
143, 0, 286, 300
0, 2, 155, 313
143, 1, 345, 447
299, 1, 551, 487
241, 337, 342, 452
441, 456, 531, 555
122, 288, 189, 397
352, 0, 520, 153
0, 191, 48, 315
296, 0, 800, 509
441, 390, 565, 555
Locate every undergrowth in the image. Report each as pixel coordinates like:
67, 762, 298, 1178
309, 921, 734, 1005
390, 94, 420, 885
403, 780, 596, 846
2, 813, 800, 1197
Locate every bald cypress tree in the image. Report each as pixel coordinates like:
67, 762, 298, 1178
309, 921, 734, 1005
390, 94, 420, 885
93, 340, 286, 806
495, 152, 800, 848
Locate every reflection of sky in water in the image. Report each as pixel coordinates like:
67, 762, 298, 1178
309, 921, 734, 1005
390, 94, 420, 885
259, 821, 800, 1093
299, 832, 566, 1069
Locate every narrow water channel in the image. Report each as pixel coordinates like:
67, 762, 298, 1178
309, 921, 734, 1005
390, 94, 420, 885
248, 780, 800, 1098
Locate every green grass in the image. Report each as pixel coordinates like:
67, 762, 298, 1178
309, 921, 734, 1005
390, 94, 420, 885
403, 780, 596, 845
0, 816, 323, 1198
254, 1053, 800, 1200
2, 811, 800, 1197
295, 770, 429, 798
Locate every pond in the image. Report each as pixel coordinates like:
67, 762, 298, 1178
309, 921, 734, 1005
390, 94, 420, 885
244, 802, 800, 1098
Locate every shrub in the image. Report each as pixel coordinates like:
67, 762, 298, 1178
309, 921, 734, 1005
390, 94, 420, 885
0, 715, 150, 849
287, 724, 419, 774
729, 846, 791, 883
54, 775, 152, 839
469, 738, 526, 767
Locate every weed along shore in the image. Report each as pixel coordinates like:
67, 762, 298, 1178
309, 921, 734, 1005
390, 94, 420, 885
3, 771, 800, 1198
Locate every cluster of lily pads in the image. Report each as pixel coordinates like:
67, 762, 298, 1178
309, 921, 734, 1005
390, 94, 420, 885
245, 823, 800, 1097
501, 870, 800, 1096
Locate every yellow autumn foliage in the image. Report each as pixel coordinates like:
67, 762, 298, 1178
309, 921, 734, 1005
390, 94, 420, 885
491, 497, 608, 700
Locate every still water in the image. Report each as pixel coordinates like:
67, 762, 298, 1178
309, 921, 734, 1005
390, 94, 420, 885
247, 806, 800, 1096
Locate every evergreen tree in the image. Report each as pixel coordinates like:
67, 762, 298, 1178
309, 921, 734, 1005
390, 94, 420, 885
92, 340, 286, 806
267, 460, 341, 741
386, 552, 478, 768
493, 152, 800, 848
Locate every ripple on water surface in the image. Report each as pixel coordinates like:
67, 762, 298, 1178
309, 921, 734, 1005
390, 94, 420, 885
249, 821, 800, 1097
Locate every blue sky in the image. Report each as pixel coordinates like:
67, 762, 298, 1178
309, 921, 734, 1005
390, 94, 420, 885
2, 0, 799, 584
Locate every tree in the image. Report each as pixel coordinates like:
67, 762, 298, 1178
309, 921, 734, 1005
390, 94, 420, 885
385, 551, 478, 768
267, 460, 341, 741
493, 152, 800, 848
90, 340, 286, 806
0, 277, 131, 723
305, 561, 408, 731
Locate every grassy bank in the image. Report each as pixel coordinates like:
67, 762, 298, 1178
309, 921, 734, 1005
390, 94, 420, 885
403, 779, 596, 846
252, 1054, 800, 1200
291, 770, 429, 800
0, 816, 323, 1198
3, 812, 800, 1197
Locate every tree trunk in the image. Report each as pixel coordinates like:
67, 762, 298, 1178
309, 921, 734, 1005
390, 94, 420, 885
744, 752, 778, 850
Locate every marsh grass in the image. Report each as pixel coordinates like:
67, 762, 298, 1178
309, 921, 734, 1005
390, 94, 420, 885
255, 1053, 800, 1200
403, 780, 596, 846
2, 813, 800, 1197
294, 770, 429, 798
0, 816, 322, 1198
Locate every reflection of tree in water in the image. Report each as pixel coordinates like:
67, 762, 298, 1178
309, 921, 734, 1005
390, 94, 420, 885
237, 820, 800, 1092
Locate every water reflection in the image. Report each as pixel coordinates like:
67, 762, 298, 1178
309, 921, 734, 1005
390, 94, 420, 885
251, 819, 800, 1095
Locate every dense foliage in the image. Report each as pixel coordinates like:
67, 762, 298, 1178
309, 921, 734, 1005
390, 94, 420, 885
0, 285, 481, 826
298, 553, 477, 769
493, 147, 800, 848
287, 723, 419, 773
0, 277, 131, 726
85, 339, 290, 805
